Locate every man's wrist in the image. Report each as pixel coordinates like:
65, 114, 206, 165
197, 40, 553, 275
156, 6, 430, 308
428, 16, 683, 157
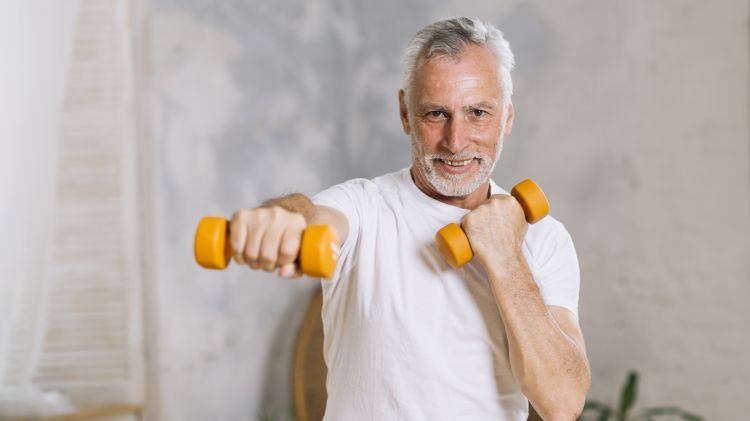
478, 249, 528, 280
261, 193, 316, 223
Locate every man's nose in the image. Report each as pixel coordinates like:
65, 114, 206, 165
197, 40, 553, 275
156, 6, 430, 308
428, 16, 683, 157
443, 116, 468, 154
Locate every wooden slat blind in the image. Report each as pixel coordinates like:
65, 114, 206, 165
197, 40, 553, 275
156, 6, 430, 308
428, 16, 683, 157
1, 0, 145, 417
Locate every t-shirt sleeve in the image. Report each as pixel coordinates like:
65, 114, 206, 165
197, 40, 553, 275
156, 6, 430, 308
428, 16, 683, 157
527, 220, 581, 319
311, 178, 371, 277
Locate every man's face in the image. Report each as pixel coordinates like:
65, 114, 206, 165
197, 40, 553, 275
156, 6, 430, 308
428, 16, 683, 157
399, 44, 514, 198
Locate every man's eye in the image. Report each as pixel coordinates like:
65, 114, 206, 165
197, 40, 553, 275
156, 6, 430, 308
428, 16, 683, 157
428, 111, 446, 118
472, 109, 487, 117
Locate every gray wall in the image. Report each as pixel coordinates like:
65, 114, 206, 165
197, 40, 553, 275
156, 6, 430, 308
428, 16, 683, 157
149, 0, 750, 419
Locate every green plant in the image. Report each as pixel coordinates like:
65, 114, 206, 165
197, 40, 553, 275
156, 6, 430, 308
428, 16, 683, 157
577, 371, 703, 421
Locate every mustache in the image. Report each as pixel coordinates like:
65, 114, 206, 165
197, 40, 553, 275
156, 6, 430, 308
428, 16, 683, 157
424, 151, 489, 161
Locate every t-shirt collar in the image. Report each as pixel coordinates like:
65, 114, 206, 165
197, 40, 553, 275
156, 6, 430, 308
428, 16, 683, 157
402, 166, 508, 217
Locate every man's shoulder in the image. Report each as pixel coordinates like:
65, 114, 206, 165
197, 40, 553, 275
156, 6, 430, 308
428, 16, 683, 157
525, 214, 574, 253
327, 168, 409, 193
371, 167, 410, 188
314, 168, 409, 203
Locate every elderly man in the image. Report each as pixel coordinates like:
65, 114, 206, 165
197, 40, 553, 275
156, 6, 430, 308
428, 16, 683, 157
230, 17, 590, 421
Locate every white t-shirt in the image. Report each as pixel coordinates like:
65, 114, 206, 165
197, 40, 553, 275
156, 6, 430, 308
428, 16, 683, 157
312, 167, 580, 421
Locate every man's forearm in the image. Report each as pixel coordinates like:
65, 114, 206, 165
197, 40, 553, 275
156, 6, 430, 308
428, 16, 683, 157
484, 254, 589, 421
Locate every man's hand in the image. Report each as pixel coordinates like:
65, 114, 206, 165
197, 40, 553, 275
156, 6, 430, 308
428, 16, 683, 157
461, 193, 528, 267
229, 206, 307, 278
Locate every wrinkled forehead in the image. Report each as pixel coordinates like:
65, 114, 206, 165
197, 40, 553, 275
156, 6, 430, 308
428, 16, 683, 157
411, 45, 503, 104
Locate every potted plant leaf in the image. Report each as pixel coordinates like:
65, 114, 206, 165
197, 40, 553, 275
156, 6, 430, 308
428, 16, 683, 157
578, 371, 703, 421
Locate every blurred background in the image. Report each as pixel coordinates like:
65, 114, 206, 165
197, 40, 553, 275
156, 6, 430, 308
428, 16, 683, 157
1, 0, 748, 420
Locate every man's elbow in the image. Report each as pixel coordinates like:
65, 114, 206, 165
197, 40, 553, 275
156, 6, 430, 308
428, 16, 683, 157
528, 372, 590, 421
534, 395, 586, 421
559, 391, 587, 421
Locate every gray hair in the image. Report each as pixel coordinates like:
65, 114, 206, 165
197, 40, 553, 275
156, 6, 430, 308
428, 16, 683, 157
402, 17, 515, 106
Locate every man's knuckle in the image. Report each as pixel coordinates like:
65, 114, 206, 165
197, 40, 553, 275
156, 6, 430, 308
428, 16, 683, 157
231, 209, 245, 225
279, 244, 298, 260
270, 206, 286, 219
259, 252, 276, 265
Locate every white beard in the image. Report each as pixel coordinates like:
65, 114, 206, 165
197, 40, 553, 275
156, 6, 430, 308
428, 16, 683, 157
411, 134, 504, 197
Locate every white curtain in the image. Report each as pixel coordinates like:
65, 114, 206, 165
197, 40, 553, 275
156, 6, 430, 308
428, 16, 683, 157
0, 1, 146, 417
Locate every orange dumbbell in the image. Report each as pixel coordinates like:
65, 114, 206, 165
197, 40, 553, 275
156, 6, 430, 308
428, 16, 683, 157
194, 216, 340, 278
435, 179, 549, 269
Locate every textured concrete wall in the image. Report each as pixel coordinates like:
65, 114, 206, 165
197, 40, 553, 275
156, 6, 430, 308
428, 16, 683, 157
149, 0, 750, 419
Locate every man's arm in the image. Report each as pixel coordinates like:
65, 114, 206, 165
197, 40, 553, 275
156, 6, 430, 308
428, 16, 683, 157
483, 255, 590, 421
230, 193, 348, 277
462, 194, 590, 421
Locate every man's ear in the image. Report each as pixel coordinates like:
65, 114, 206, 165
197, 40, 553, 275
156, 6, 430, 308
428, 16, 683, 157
398, 89, 411, 135
503, 102, 515, 137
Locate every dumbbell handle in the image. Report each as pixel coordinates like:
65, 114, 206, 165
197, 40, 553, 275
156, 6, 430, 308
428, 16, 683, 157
435, 179, 549, 269
194, 216, 340, 278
